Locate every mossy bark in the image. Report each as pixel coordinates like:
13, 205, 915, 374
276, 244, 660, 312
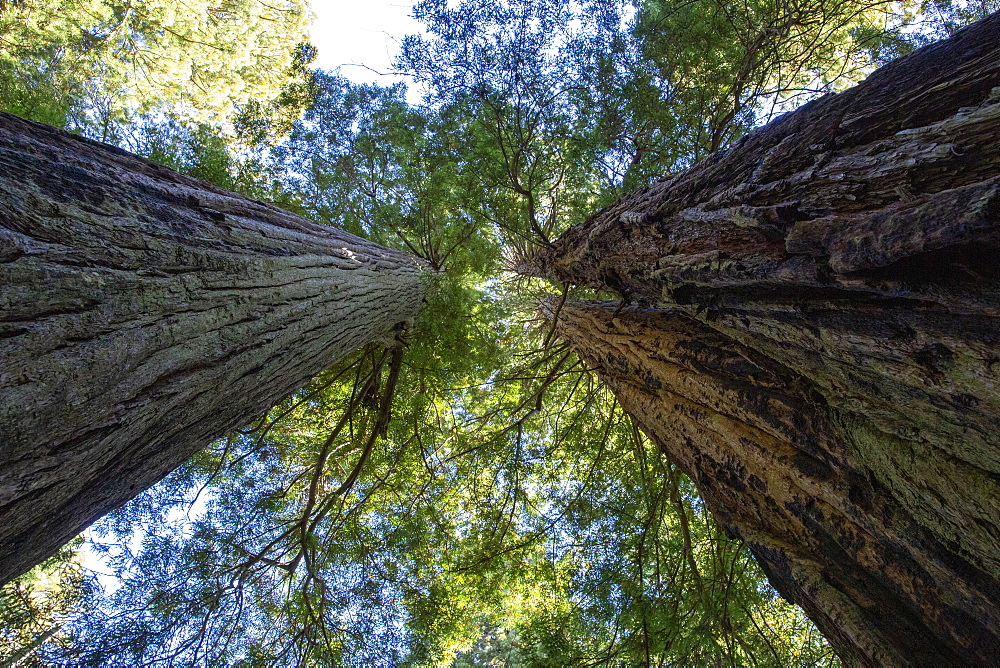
533, 13, 1000, 666
0, 112, 425, 586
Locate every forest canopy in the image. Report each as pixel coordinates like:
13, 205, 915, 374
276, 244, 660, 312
0, 0, 313, 134
1, 0, 996, 664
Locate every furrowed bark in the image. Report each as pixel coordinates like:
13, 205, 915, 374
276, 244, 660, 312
546, 300, 998, 666
532, 15, 1000, 299
533, 13, 1000, 666
0, 112, 426, 586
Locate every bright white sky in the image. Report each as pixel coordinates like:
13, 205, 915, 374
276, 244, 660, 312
307, 0, 424, 85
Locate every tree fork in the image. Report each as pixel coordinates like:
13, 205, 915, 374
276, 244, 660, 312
534, 13, 1000, 666
0, 112, 425, 586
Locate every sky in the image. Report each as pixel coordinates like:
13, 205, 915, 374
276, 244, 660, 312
307, 0, 425, 85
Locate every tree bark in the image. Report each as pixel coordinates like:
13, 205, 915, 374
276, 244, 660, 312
533, 13, 1000, 666
0, 112, 426, 586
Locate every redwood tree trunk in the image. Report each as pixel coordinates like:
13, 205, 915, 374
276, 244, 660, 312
533, 14, 1000, 666
0, 113, 425, 586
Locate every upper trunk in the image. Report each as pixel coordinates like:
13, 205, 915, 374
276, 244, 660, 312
0, 113, 425, 586
533, 13, 1000, 666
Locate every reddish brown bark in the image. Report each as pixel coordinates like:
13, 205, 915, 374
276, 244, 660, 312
533, 13, 1000, 666
547, 300, 998, 665
0, 113, 425, 586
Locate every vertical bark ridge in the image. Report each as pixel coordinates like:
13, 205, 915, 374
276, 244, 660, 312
0, 112, 426, 585
546, 299, 1000, 666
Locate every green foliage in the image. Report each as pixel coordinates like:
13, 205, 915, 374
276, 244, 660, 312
856, 0, 1000, 65
0, 0, 313, 131
279, 72, 500, 271
400, 0, 618, 247
632, 0, 903, 154
0, 538, 94, 663
5, 0, 993, 665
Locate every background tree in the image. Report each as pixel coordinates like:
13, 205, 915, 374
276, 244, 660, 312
0, 0, 313, 134
0, 538, 92, 663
